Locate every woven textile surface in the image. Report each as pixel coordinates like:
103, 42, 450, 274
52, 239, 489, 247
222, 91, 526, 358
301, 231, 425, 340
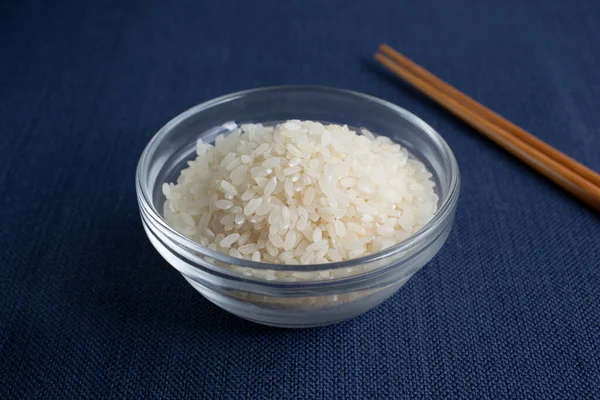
1, 0, 599, 398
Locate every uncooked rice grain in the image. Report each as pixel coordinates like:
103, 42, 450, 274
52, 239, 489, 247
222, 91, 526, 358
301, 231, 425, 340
163, 120, 438, 280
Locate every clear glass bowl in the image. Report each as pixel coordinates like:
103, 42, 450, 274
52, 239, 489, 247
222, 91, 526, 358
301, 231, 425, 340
136, 86, 460, 328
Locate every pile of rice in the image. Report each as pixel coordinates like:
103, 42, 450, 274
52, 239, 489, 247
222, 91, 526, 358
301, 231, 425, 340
163, 120, 438, 269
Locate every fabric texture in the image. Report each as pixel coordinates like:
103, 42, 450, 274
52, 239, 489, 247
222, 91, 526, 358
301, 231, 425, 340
1, 0, 599, 398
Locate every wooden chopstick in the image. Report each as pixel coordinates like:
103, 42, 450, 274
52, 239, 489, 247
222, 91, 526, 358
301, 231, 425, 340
378, 44, 600, 189
374, 45, 600, 211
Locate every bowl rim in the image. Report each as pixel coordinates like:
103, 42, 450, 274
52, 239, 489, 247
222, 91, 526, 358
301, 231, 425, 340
136, 85, 460, 272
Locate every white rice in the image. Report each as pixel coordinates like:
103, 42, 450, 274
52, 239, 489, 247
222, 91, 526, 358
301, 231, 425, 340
163, 120, 438, 276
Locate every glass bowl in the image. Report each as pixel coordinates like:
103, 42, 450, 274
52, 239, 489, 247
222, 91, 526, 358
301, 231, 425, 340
136, 86, 460, 328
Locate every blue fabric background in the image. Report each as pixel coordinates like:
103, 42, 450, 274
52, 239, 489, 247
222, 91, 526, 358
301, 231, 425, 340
1, 0, 599, 398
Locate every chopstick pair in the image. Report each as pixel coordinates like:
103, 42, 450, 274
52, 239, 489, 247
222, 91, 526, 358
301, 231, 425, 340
375, 44, 600, 211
